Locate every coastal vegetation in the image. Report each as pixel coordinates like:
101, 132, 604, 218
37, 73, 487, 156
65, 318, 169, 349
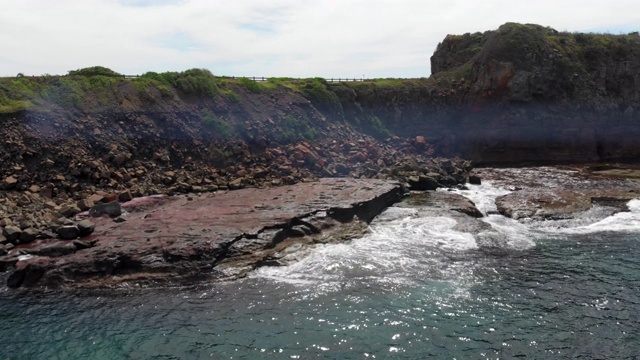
0, 22, 638, 149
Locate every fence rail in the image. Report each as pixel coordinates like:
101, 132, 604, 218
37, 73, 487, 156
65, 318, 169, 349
2, 74, 410, 82
221, 76, 374, 82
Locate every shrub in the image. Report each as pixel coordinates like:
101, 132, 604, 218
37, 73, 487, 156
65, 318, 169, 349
276, 114, 319, 142
156, 68, 219, 97
201, 110, 232, 137
238, 77, 262, 93
68, 66, 122, 77
298, 78, 342, 114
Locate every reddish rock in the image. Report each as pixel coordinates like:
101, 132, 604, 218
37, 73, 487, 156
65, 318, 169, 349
1, 178, 404, 289
118, 190, 133, 202
88, 194, 105, 204
58, 204, 81, 217
76, 199, 95, 211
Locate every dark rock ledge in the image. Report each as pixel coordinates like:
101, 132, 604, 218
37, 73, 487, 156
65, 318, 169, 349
0, 178, 405, 290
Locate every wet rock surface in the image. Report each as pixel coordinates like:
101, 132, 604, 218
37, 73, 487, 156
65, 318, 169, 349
475, 164, 640, 220
0, 178, 404, 289
404, 191, 483, 218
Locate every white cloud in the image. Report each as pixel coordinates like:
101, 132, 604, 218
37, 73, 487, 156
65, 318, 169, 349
1, 0, 639, 77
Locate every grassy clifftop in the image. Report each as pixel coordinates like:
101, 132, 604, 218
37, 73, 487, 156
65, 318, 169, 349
2, 23, 640, 164
431, 22, 640, 102
0, 68, 219, 113
3, 23, 640, 116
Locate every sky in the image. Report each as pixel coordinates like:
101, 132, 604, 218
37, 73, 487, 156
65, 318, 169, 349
1, 0, 639, 78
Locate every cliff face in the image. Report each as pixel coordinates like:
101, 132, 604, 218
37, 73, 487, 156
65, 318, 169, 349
332, 23, 640, 164
440, 23, 640, 163
2, 23, 640, 168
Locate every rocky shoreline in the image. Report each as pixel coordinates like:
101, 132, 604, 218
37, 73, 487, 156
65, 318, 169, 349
0, 129, 475, 290
1, 178, 407, 289
475, 164, 640, 221
5, 156, 640, 290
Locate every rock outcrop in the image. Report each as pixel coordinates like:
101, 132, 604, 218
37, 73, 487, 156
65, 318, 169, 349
0, 178, 405, 289
330, 23, 640, 164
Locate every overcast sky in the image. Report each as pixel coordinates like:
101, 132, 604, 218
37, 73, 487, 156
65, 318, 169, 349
1, 0, 639, 78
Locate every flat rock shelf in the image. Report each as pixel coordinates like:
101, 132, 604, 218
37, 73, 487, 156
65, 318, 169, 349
0, 178, 405, 290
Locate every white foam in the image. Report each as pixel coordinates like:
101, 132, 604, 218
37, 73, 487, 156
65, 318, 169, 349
452, 182, 536, 249
255, 181, 640, 291
449, 181, 511, 215
254, 209, 480, 289
546, 198, 640, 234
456, 182, 640, 236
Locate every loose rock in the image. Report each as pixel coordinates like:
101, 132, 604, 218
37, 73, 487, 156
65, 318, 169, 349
89, 201, 122, 217
2, 226, 22, 244
408, 175, 440, 191
77, 220, 96, 237
3, 176, 18, 190
19, 228, 39, 244
57, 225, 80, 240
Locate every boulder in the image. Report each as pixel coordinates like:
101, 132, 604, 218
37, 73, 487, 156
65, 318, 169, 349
495, 190, 591, 220
76, 199, 95, 211
73, 239, 98, 250
59, 204, 82, 217
88, 194, 105, 203
2, 226, 22, 244
407, 175, 440, 191
89, 201, 122, 217
77, 220, 96, 237
334, 163, 350, 175
31, 242, 77, 257
118, 190, 133, 202
57, 225, 80, 240
468, 175, 482, 185
3, 176, 17, 190
228, 178, 244, 190
404, 191, 483, 218
19, 228, 39, 244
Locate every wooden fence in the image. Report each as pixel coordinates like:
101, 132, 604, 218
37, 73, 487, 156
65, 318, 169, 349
2, 74, 401, 82
221, 76, 371, 82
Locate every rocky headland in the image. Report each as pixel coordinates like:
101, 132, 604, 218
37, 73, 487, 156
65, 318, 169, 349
2, 22, 640, 290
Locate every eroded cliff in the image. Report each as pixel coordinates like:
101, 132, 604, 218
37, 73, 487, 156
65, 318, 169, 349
332, 23, 640, 164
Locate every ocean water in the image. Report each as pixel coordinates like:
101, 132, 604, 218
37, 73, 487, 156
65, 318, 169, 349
1, 182, 639, 359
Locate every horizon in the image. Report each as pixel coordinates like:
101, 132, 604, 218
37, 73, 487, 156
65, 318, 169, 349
1, 0, 639, 78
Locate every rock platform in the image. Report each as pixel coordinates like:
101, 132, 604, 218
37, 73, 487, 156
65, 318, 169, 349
0, 178, 404, 289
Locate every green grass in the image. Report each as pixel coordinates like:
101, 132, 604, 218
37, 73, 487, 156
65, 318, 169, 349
277, 114, 319, 142
0, 77, 39, 112
0, 98, 31, 113
0, 67, 223, 113
201, 109, 233, 137
238, 77, 262, 93
38, 75, 121, 108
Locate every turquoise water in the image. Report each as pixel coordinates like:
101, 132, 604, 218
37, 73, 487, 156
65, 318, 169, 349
2, 185, 640, 359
